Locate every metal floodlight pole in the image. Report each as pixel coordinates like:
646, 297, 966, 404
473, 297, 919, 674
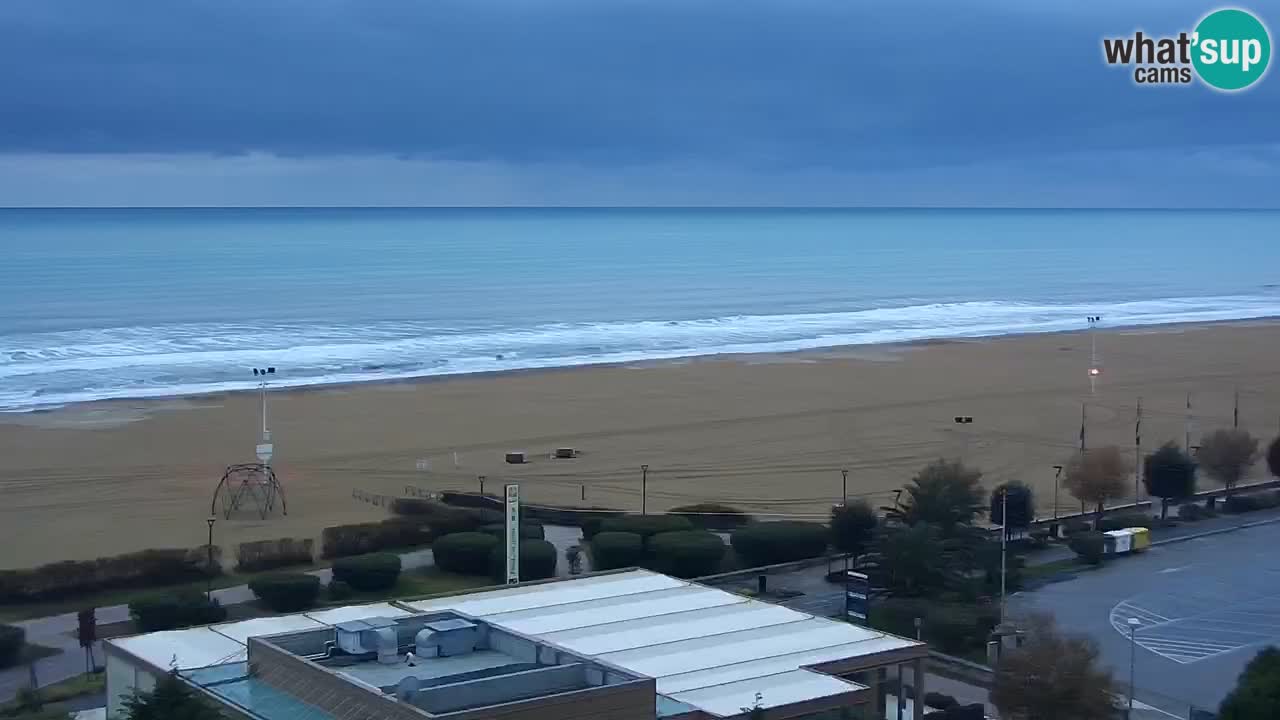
1052, 465, 1063, 521
841, 469, 848, 505
641, 465, 649, 515
1127, 618, 1142, 718
205, 517, 216, 600
1000, 488, 1008, 625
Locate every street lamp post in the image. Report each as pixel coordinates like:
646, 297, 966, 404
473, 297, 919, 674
1052, 465, 1063, 522
641, 465, 649, 515
999, 488, 1008, 624
205, 516, 217, 600
841, 469, 848, 505
1127, 617, 1142, 718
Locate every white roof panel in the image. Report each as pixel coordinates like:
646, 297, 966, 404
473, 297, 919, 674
404, 570, 683, 617
670, 669, 863, 717
303, 602, 411, 625
111, 627, 246, 671
492, 586, 744, 636
211, 615, 327, 644
656, 637, 913, 695
544, 601, 807, 656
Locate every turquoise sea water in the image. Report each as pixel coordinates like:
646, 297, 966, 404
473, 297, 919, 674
2, 208, 1278, 412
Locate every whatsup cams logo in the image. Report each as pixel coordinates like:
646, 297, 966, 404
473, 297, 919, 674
1103, 7, 1271, 91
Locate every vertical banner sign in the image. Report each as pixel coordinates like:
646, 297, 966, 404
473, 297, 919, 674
844, 571, 869, 625
504, 484, 520, 584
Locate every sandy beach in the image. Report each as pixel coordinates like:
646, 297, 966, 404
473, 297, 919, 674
2, 320, 1279, 569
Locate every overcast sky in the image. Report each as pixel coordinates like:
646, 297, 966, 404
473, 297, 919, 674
1, 0, 1277, 207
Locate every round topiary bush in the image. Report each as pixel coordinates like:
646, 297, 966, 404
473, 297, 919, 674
330, 553, 402, 591
590, 532, 644, 571
646, 531, 726, 578
0, 624, 25, 668
327, 580, 354, 602
248, 573, 321, 612
1068, 531, 1108, 565
730, 521, 829, 567
599, 515, 693, 542
128, 590, 227, 632
432, 532, 500, 575
489, 539, 558, 582
477, 523, 546, 540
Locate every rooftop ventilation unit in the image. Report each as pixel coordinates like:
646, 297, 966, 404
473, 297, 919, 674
334, 617, 400, 657
415, 618, 479, 658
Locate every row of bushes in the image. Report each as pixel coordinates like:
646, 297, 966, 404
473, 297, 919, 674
0, 624, 24, 668
243, 554, 408, 612
1222, 491, 1280, 514
0, 546, 222, 604
431, 533, 559, 582
321, 517, 432, 559
871, 596, 999, 656
590, 530, 728, 578
128, 590, 227, 632
588, 517, 830, 576
235, 537, 314, 573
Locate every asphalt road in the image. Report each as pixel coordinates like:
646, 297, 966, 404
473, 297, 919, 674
1012, 519, 1280, 718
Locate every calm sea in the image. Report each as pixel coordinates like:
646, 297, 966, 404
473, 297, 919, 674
1, 208, 1278, 412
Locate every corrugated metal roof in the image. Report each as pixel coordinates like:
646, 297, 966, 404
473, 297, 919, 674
111, 627, 246, 671
403, 570, 923, 718
211, 615, 327, 645
302, 602, 411, 625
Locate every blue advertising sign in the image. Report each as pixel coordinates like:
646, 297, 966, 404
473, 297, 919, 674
844, 571, 869, 625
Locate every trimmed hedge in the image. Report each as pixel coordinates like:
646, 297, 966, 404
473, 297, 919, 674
432, 533, 500, 575
1096, 513, 1153, 532
321, 518, 432, 559
730, 522, 829, 567
1223, 492, 1280, 514
0, 624, 24, 668
599, 515, 694, 542
440, 492, 625, 528
235, 538, 314, 573
129, 590, 227, 632
478, 523, 546, 540
249, 573, 321, 612
0, 546, 221, 604
489, 539, 558, 583
330, 553, 402, 592
590, 532, 644, 571
1068, 531, 1107, 565
668, 504, 751, 530
1177, 502, 1216, 521
1061, 519, 1092, 537
646, 531, 726, 578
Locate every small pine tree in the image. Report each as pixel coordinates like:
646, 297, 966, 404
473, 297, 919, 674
120, 670, 223, 720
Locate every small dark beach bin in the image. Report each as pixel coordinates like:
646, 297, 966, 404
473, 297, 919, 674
555, 447, 577, 459
506, 451, 527, 464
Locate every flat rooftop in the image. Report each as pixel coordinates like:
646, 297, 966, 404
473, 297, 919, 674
406, 569, 926, 717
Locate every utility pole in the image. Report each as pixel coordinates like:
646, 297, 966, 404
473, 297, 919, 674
1234, 387, 1240, 429
1135, 398, 1143, 504
1000, 488, 1008, 625
641, 465, 649, 515
1052, 465, 1064, 521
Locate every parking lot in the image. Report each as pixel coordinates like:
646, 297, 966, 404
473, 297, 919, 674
1013, 519, 1280, 717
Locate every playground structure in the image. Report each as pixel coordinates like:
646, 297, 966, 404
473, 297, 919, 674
211, 462, 288, 520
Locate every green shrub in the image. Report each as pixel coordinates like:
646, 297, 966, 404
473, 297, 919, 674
389, 497, 436, 516
438, 492, 625, 528
924, 605, 998, 655
330, 553, 402, 592
1068, 531, 1108, 565
730, 522, 829, 567
1177, 502, 1215, 521
478, 523, 546, 540
248, 573, 321, 612
668, 504, 751, 530
234, 538, 314, 573
0, 547, 220, 604
321, 518, 432, 559
432, 533, 500, 575
1097, 513, 1153, 532
489, 539, 558, 582
0, 623, 24, 667
599, 515, 694, 542
590, 532, 644, 571
581, 517, 607, 540
128, 590, 226, 632
327, 581, 354, 602
646, 531, 727, 578
1224, 493, 1280, 514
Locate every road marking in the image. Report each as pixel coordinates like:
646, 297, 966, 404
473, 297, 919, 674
1158, 565, 1189, 574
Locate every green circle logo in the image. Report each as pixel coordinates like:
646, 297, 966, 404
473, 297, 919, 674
1192, 8, 1271, 91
